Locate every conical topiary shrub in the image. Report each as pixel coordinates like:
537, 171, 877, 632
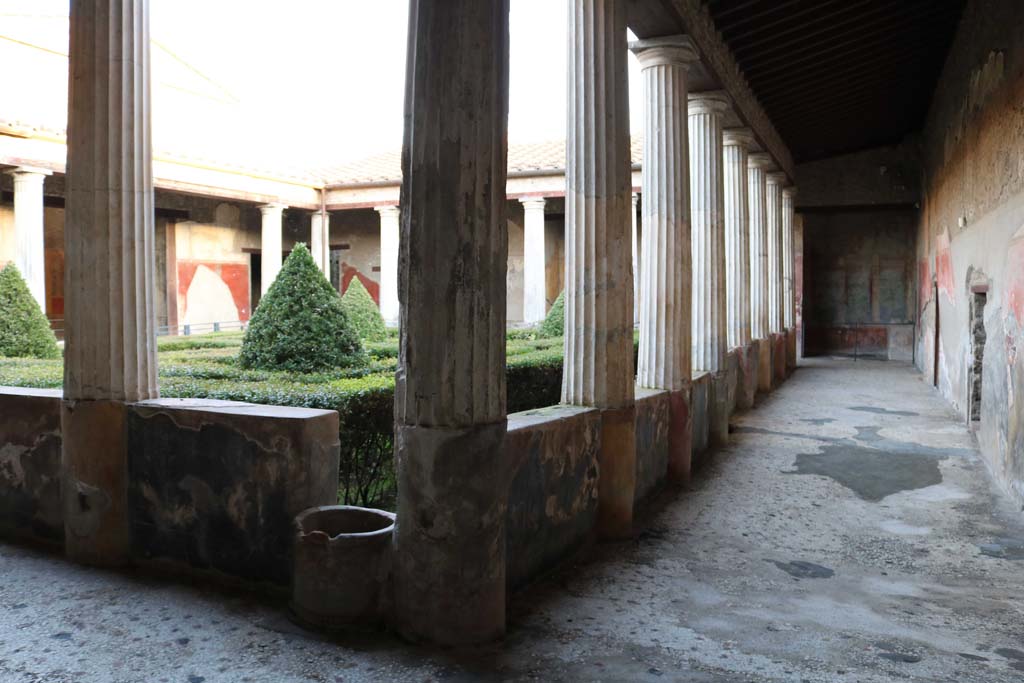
239, 243, 364, 373
538, 289, 565, 338
0, 263, 60, 359
340, 277, 387, 342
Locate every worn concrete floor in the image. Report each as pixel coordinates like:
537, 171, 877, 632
3, 358, 1024, 682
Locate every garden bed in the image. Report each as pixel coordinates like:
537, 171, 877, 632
0, 330, 569, 510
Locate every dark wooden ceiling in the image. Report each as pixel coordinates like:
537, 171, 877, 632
703, 0, 966, 162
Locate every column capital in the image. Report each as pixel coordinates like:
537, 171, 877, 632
747, 153, 775, 170
688, 90, 730, 116
723, 127, 756, 150
5, 166, 52, 178
629, 35, 699, 70
258, 202, 286, 215
782, 186, 799, 199
518, 196, 546, 211
766, 171, 788, 186
375, 204, 400, 218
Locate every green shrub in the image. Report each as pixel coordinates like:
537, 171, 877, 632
239, 244, 364, 373
538, 290, 565, 338
341, 277, 387, 342
0, 264, 59, 359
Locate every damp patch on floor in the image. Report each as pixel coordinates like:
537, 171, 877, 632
848, 406, 919, 417
979, 539, 1024, 560
788, 443, 943, 502
766, 559, 835, 579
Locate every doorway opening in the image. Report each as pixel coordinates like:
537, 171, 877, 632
969, 290, 988, 422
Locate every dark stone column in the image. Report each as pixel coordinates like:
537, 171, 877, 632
392, 0, 512, 645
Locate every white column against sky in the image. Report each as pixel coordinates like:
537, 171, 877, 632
520, 197, 547, 324
376, 205, 400, 325
631, 35, 698, 391
310, 211, 330, 274
766, 172, 786, 334
7, 167, 51, 311
748, 153, 771, 341
688, 91, 729, 374
631, 192, 640, 325
259, 203, 285, 295
782, 186, 797, 330
723, 129, 753, 350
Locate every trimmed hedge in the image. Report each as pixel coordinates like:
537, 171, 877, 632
341, 278, 387, 342
0, 264, 60, 359
240, 244, 364, 373
538, 290, 565, 338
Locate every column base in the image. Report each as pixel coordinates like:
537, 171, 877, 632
667, 388, 692, 484
393, 420, 510, 645
786, 328, 798, 373
61, 399, 130, 567
772, 332, 787, 385
709, 371, 731, 449
598, 406, 636, 540
756, 338, 772, 394
735, 343, 758, 410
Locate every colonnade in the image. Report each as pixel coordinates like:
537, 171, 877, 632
54, 0, 798, 650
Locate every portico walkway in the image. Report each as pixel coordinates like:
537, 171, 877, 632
2, 359, 1022, 682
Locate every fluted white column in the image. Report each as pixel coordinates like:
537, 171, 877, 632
565, 0, 635, 539
259, 203, 285, 295
310, 211, 330, 274
376, 205, 399, 324
632, 35, 698, 482
766, 172, 786, 334
7, 167, 51, 311
631, 192, 640, 325
520, 197, 547, 324
393, 0, 510, 646
63, 0, 157, 566
723, 129, 753, 350
748, 154, 771, 341
782, 186, 797, 329
688, 92, 729, 374
632, 36, 697, 392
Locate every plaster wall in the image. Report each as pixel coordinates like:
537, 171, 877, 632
915, 0, 1024, 504
802, 209, 916, 360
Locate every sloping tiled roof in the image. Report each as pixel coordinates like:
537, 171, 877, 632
319, 137, 644, 187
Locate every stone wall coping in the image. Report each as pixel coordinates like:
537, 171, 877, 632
507, 404, 600, 432
0, 386, 63, 399
635, 387, 671, 402
691, 371, 712, 384
132, 397, 336, 421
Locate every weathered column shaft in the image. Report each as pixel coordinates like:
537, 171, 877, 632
782, 187, 796, 329
393, 0, 510, 646
63, 0, 157, 567
766, 172, 786, 334
7, 168, 51, 310
631, 192, 640, 325
565, 0, 635, 539
688, 92, 728, 374
259, 203, 285, 295
747, 154, 770, 341
520, 197, 547, 324
376, 205, 399, 324
723, 130, 752, 350
631, 35, 698, 483
310, 211, 330, 274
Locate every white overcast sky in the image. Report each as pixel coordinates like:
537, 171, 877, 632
1, 0, 643, 167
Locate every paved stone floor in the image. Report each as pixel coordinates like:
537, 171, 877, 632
2, 358, 1024, 682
